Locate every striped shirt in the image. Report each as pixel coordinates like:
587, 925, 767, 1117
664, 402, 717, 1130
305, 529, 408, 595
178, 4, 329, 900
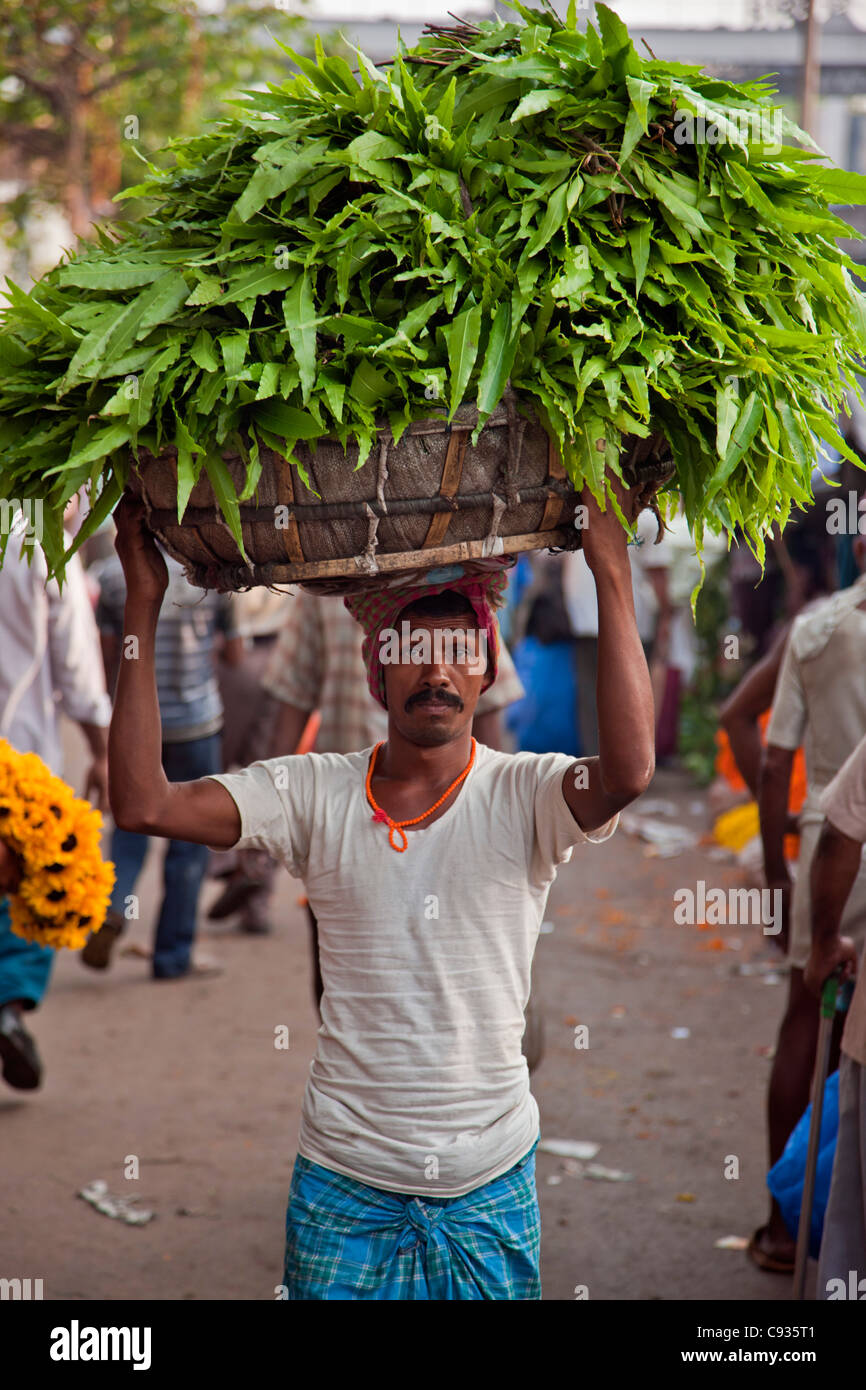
95, 549, 238, 743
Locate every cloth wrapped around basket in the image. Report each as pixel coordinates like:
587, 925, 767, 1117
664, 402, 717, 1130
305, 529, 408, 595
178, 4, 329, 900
344, 558, 513, 708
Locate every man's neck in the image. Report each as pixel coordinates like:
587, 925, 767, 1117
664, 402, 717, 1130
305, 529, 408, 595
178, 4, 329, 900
376, 725, 474, 785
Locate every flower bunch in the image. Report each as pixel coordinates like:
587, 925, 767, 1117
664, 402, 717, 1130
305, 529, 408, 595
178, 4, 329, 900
0, 740, 115, 950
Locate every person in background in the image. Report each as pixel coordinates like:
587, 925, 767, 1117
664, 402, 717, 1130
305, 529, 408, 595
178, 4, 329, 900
260, 587, 525, 1018
804, 730, 866, 1298
207, 589, 295, 935
506, 553, 580, 757
0, 510, 111, 1088
752, 525, 866, 1272
719, 528, 834, 802
81, 542, 243, 980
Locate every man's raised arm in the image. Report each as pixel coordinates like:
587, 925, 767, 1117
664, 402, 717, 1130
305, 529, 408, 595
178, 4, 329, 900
562, 475, 656, 833
108, 495, 241, 849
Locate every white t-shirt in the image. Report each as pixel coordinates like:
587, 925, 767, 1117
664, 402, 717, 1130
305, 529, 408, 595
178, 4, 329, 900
208, 742, 617, 1196
767, 575, 866, 825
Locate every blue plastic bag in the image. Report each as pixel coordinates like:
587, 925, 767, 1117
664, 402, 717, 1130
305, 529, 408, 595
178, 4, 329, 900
767, 1069, 839, 1259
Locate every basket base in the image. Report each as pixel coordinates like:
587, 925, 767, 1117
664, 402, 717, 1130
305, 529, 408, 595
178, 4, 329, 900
180, 526, 581, 595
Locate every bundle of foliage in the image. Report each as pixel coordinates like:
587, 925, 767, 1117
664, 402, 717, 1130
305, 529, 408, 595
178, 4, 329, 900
2, 0, 866, 577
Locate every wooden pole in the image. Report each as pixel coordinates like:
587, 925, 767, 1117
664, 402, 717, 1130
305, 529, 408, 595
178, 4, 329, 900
800, 0, 821, 140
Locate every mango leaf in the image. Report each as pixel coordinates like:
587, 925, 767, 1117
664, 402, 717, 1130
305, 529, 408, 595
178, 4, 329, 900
525, 182, 569, 257
172, 407, 204, 521
705, 391, 763, 499
510, 89, 565, 123
627, 223, 650, 296
283, 272, 317, 404
255, 362, 282, 400
251, 399, 323, 441
220, 266, 295, 306
57, 262, 164, 291
625, 76, 656, 133
45, 424, 131, 475
475, 299, 518, 430
186, 276, 223, 307
190, 329, 219, 374
715, 377, 740, 459
218, 332, 250, 378
443, 301, 482, 419
204, 451, 248, 559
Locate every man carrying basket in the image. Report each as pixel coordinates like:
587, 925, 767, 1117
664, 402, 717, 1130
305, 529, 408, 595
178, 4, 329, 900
107, 470, 655, 1301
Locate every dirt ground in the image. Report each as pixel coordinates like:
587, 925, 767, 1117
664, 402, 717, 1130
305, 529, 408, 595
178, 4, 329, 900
2, 725, 810, 1302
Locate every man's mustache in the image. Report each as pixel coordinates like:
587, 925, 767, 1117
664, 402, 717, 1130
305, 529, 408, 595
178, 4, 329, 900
405, 689, 464, 712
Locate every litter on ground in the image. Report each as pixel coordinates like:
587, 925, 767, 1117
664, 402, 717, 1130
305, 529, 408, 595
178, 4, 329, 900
78, 1179, 154, 1226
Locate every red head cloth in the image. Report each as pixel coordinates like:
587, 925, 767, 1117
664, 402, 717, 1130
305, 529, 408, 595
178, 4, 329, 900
344, 566, 511, 709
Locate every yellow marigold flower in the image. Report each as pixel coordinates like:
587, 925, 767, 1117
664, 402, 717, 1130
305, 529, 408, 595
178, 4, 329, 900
0, 739, 115, 951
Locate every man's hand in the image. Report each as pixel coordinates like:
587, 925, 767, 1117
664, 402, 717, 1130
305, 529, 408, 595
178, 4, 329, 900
114, 493, 168, 606
85, 754, 109, 813
804, 936, 857, 1000
580, 470, 645, 576
563, 467, 655, 833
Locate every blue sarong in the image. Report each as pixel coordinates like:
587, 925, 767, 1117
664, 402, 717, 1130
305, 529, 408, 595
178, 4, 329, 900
284, 1140, 540, 1300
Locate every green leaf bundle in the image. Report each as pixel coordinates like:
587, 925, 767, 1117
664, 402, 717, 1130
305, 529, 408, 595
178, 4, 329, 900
2, 1, 866, 576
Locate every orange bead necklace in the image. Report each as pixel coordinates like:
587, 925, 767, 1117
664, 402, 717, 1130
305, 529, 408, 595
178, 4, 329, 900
365, 739, 476, 852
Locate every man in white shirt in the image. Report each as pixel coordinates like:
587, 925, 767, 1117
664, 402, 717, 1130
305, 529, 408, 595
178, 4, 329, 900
804, 731, 866, 1296
752, 545, 866, 1271
0, 516, 111, 1089
106, 474, 655, 1301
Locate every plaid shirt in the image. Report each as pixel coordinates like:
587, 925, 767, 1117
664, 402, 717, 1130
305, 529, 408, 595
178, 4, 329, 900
262, 592, 524, 755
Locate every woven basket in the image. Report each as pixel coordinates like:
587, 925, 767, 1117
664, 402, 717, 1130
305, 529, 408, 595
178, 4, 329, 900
127, 393, 674, 594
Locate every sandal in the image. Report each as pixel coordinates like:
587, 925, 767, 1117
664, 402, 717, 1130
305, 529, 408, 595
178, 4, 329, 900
747, 1225, 795, 1274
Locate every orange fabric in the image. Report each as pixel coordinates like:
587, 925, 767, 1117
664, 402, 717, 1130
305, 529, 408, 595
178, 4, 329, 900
715, 711, 805, 860
294, 709, 321, 756
715, 711, 806, 814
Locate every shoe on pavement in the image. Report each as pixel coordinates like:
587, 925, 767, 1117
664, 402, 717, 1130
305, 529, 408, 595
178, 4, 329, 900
0, 1003, 43, 1090
81, 910, 125, 970
207, 875, 262, 921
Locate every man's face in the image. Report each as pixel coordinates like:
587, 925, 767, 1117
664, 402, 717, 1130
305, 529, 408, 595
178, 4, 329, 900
382, 611, 490, 747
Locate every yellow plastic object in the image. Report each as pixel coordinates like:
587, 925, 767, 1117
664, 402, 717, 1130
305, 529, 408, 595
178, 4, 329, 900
713, 798, 800, 862
713, 800, 760, 853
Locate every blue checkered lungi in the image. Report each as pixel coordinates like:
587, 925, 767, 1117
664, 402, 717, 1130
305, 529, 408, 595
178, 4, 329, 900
284, 1141, 540, 1300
